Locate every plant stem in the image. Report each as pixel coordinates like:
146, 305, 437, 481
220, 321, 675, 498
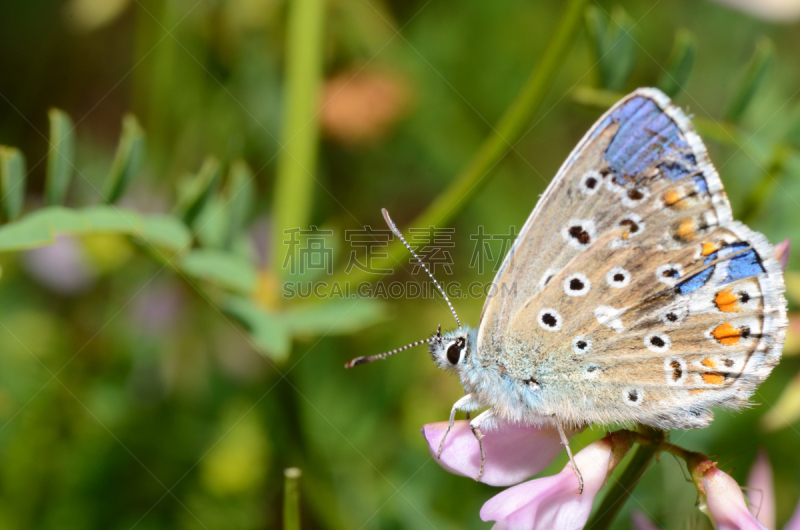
331, 0, 589, 287
284, 467, 302, 530
586, 434, 660, 530
272, 0, 326, 278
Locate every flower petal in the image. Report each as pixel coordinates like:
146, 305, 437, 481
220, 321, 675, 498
746, 450, 775, 529
775, 239, 791, 271
704, 467, 768, 530
480, 437, 613, 530
422, 419, 567, 487
784, 497, 800, 530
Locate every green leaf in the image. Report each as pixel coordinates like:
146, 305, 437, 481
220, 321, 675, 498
173, 157, 221, 226
25, 206, 86, 233
585, 6, 637, 92
224, 296, 291, 362
724, 37, 774, 124
103, 114, 146, 203
139, 215, 192, 252
181, 249, 257, 293
657, 29, 696, 98
224, 160, 255, 250
0, 147, 27, 221
0, 206, 189, 253
0, 215, 53, 250
284, 298, 387, 336
45, 108, 75, 205
82, 205, 143, 233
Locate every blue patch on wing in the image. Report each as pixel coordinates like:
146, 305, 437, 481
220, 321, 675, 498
721, 249, 764, 285
589, 96, 710, 192
658, 161, 709, 193
604, 97, 688, 181
676, 243, 766, 295
676, 267, 714, 295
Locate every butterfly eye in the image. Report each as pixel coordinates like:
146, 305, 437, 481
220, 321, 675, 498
445, 341, 463, 365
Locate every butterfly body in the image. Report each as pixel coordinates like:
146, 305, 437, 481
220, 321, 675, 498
428, 87, 787, 434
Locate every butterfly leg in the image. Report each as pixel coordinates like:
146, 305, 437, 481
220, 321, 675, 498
555, 416, 583, 494
469, 409, 496, 482
438, 393, 481, 458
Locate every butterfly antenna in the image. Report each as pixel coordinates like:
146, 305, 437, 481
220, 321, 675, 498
382, 208, 462, 329
345, 336, 437, 368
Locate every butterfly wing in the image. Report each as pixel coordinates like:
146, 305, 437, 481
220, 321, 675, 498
476, 88, 787, 430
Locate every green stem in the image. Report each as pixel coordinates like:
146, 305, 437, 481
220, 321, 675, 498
331, 0, 589, 287
283, 467, 302, 530
272, 0, 327, 278
586, 434, 660, 530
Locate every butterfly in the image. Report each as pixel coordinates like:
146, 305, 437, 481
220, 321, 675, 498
346, 87, 788, 492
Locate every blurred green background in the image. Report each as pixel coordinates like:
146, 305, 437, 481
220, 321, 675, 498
1, 0, 800, 528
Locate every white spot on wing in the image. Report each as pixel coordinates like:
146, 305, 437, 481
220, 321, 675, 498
606, 267, 631, 288
621, 187, 649, 208
539, 268, 558, 291
594, 306, 624, 332
579, 170, 602, 195
644, 333, 671, 352
656, 263, 684, 286
561, 219, 596, 250
664, 358, 686, 386
537, 308, 563, 331
583, 364, 601, 379
660, 306, 687, 326
623, 387, 643, 406
563, 273, 591, 296
572, 336, 592, 355
618, 213, 645, 238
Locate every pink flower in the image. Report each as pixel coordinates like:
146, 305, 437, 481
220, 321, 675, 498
22, 235, 96, 294
746, 451, 775, 529
480, 436, 621, 530
422, 419, 568, 487
703, 466, 768, 530
775, 239, 791, 271
700, 452, 800, 530
786, 501, 800, 530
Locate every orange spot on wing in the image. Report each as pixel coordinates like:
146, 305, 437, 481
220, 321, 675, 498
690, 388, 708, 394
714, 289, 740, 313
701, 358, 716, 368
676, 219, 696, 239
702, 241, 720, 256
702, 372, 725, 385
712, 322, 741, 346
664, 189, 682, 206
